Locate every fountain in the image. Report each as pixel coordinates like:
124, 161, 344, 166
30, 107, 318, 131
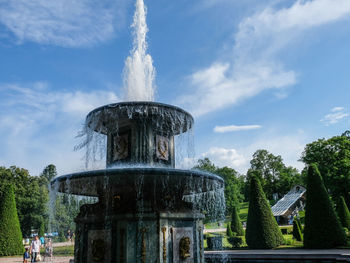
50, 1, 224, 262
51, 101, 224, 263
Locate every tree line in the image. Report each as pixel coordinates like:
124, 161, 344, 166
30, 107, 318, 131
0, 164, 86, 239
0, 130, 349, 254
196, 131, 350, 215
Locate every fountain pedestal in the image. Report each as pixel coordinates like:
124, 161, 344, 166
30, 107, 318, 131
74, 210, 204, 263
51, 102, 224, 263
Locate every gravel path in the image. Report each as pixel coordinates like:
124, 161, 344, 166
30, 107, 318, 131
0, 256, 73, 263
0, 242, 74, 263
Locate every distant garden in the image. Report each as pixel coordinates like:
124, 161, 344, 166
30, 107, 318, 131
1, 131, 350, 255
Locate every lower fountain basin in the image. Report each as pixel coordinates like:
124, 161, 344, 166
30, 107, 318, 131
51, 167, 224, 213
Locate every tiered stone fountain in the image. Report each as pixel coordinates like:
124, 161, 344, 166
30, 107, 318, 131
51, 101, 224, 263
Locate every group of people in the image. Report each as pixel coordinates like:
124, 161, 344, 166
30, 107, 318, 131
23, 235, 53, 263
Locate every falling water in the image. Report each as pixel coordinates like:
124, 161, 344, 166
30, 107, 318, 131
123, 0, 156, 101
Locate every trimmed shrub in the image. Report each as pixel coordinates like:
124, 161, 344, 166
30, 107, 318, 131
230, 206, 244, 236
38, 221, 45, 237
336, 196, 350, 230
245, 175, 284, 249
207, 235, 223, 250
226, 222, 234, 238
303, 164, 347, 248
292, 218, 303, 241
0, 184, 23, 256
228, 236, 243, 248
296, 217, 303, 232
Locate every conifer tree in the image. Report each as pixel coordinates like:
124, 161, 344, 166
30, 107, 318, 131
38, 221, 45, 237
226, 222, 234, 238
0, 184, 23, 256
304, 164, 347, 248
292, 218, 303, 241
336, 196, 350, 230
230, 205, 244, 236
245, 175, 284, 248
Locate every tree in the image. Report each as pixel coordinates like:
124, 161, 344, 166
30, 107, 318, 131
0, 184, 23, 256
38, 221, 45, 237
194, 158, 244, 214
292, 218, 303, 241
245, 175, 284, 249
194, 158, 216, 173
336, 196, 350, 230
226, 222, 233, 238
303, 164, 347, 248
0, 166, 48, 237
248, 150, 302, 200
300, 134, 350, 206
230, 205, 244, 236
40, 164, 57, 185
215, 167, 244, 213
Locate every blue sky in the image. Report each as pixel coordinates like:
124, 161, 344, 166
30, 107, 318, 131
0, 0, 350, 176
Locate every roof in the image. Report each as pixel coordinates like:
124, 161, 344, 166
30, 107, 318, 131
271, 185, 306, 217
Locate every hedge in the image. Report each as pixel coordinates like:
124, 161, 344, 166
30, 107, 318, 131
231, 205, 244, 236
336, 196, 350, 230
0, 184, 23, 256
245, 175, 284, 248
303, 164, 347, 248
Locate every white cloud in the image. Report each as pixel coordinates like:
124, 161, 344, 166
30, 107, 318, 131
179, 0, 350, 116
321, 106, 349, 125
214, 124, 261, 133
0, 82, 119, 175
0, 0, 127, 47
199, 131, 307, 174
242, 133, 306, 172
202, 147, 248, 171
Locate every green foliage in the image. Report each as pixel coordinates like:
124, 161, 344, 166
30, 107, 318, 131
303, 164, 347, 248
230, 205, 244, 236
247, 150, 303, 201
238, 202, 249, 222
40, 164, 57, 184
0, 166, 48, 237
38, 221, 45, 237
292, 218, 303, 241
227, 236, 243, 248
245, 175, 284, 249
336, 196, 350, 230
226, 222, 234, 238
195, 158, 245, 214
0, 184, 24, 256
206, 235, 223, 250
301, 134, 350, 205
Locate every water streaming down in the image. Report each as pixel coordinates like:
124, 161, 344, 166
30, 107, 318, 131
50, 1, 226, 262
123, 0, 156, 101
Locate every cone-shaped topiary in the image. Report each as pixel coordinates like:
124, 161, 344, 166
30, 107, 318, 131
292, 218, 303, 241
337, 196, 350, 230
245, 175, 284, 248
231, 205, 244, 236
226, 222, 234, 238
38, 221, 45, 237
0, 184, 23, 256
296, 217, 303, 232
304, 164, 347, 248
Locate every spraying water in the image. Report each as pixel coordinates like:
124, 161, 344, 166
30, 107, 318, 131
123, 0, 156, 101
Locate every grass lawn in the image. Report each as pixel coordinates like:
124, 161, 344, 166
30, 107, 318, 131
40, 245, 74, 256
238, 202, 249, 222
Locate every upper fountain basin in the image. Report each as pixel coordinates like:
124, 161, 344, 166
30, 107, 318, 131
86, 101, 194, 135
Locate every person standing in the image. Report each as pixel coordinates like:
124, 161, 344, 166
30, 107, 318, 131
39, 236, 45, 246
23, 248, 30, 263
30, 236, 41, 262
